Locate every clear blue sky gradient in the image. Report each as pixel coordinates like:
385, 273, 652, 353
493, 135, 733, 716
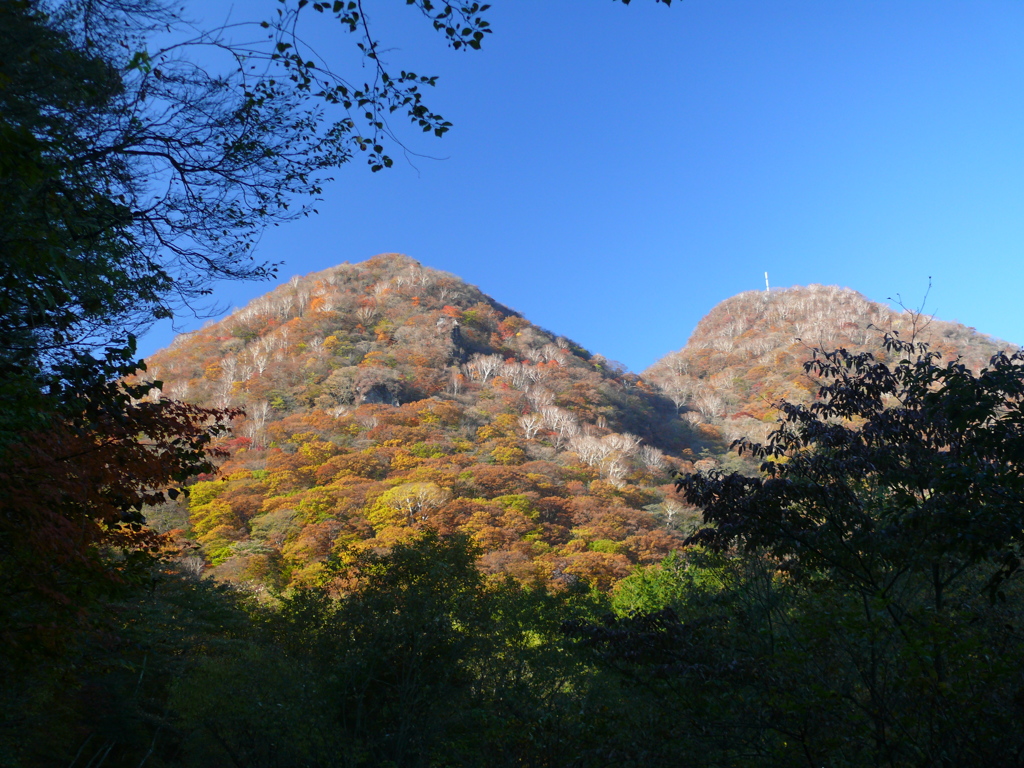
139, 0, 1024, 372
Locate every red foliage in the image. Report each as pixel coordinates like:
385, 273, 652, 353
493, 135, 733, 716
0, 385, 238, 626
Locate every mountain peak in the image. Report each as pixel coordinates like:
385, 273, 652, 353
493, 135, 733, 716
646, 283, 1013, 445
142, 255, 698, 591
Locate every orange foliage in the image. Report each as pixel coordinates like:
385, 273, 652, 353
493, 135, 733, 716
497, 316, 527, 340
561, 551, 631, 591
467, 466, 539, 498
327, 451, 391, 481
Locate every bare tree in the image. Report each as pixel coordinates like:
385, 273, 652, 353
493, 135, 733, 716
600, 455, 631, 487
569, 435, 612, 466
694, 391, 726, 420
682, 410, 704, 426
519, 414, 543, 440
526, 387, 555, 410
248, 347, 270, 377
541, 406, 580, 448
539, 343, 569, 365
243, 400, 272, 447
448, 368, 465, 396
383, 483, 450, 525
307, 336, 326, 358
465, 353, 503, 383
355, 411, 380, 431
603, 432, 641, 456
639, 445, 667, 473
356, 304, 378, 325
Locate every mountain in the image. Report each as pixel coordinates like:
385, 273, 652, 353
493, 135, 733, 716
644, 284, 1012, 450
142, 254, 708, 592
144, 260, 1013, 593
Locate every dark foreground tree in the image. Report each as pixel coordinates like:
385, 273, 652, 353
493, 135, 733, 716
683, 333, 1024, 592
1, 532, 607, 767
567, 334, 1024, 767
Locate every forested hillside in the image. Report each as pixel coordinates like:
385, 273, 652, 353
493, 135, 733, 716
142, 253, 713, 592
142, 260, 1014, 595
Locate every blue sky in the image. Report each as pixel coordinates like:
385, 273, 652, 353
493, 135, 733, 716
140, 0, 1024, 372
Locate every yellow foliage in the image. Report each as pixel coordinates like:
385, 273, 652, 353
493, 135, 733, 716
419, 399, 463, 426
265, 469, 302, 495
297, 487, 338, 523
260, 495, 298, 515
476, 413, 519, 441
361, 350, 394, 368
196, 522, 243, 549
188, 479, 227, 508
491, 442, 526, 466
298, 439, 338, 465
191, 499, 237, 540
287, 561, 328, 589
390, 449, 422, 472
367, 482, 448, 532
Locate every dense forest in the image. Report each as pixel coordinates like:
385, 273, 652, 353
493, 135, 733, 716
5, 0, 1024, 765
9, 248, 1024, 765
139, 253, 707, 593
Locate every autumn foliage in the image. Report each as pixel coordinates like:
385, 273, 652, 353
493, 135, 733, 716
140, 259, 1019, 598
645, 284, 1011, 448
142, 254, 706, 591
0, 374, 236, 642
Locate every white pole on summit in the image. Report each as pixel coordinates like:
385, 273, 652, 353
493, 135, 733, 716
765, 272, 770, 293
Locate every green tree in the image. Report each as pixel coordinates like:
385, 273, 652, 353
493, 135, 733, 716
170, 532, 603, 767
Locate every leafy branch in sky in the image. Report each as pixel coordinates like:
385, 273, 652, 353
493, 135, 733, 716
0, 0, 490, 648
